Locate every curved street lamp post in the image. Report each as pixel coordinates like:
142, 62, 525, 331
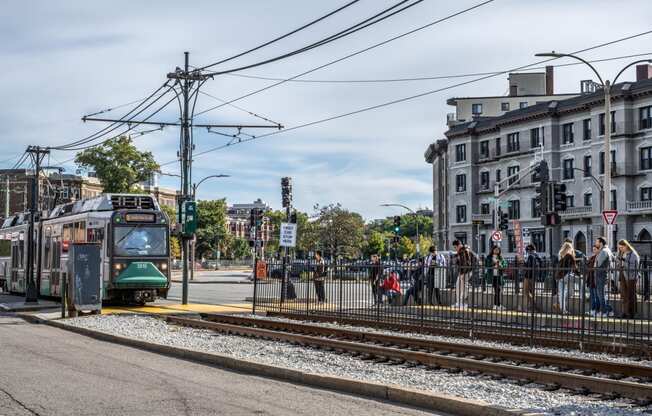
535, 52, 652, 247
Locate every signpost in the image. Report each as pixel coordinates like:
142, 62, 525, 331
491, 230, 502, 242
279, 222, 297, 247
603, 210, 618, 248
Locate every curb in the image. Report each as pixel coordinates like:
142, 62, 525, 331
170, 280, 252, 285
18, 313, 541, 416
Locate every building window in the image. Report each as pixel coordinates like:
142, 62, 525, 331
641, 106, 652, 130
472, 103, 483, 115
562, 122, 574, 144
496, 169, 501, 184
599, 111, 616, 135
641, 146, 652, 170
584, 193, 592, 207
507, 132, 520, 152
599, 150, 616, 175
456, 205, 467, 223
480, 140, 489, 159
531, 198, 541, 218
480, 203, 490, 215
519, 102, 528, 109
501, 102, 510, 111
495, 137, 501, 156
583, 155, 592, 177
641, 187, 652, 201
583, 118, 591, 140
566, 195, 575, 208
508, 200, 520, 219
507, 165, 519, 185
508, 232, 516, 252
455, 174, 467, 192
531, 231, 546, 252
562, 159, 574, 180
480, 171, 489, 190
530, 127, 543, 148
455, 144, 466, 162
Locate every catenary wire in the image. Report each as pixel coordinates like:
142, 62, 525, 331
52, 81, 172, 150
198, 91, 281, 125
204, 0, 424, 76
194, 0, 495, 117
225, 52, 652, 84
197, 0, 361, 71
186, 29, 652, 161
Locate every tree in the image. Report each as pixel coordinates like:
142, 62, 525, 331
160, 205, 181, 259
195, 199, 230, 260
417, 235, 433, 257
312, 203, 365, 259
363, 231, 386, 258
75, 136, 159, 193
264, 209, 317, 258
230, 238, 251, 259
397, 236, 415, 259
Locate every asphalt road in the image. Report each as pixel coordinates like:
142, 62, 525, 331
0, 315, 441, 416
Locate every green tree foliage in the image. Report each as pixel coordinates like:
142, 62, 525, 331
230, 237, 251, 259
363, 230, 386, 258
160, 205, 181, 259
397, 236, 415, 259
264, 209, 316, 258
366, 214, 433, 239
312, 203, 365, 259
418, 235, 433, 256
74, 136, 159, 193
195, 199, 230, 259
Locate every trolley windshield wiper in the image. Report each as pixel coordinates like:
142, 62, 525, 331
115, 224, 143, 247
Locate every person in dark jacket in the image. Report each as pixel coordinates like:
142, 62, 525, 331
523, 244, 542, 312
556, 242, 577, 314
403, 258, 424, 306
484, 245, 506, 310
586, 244, 599, 317
369, 254, 382, 303
452, 240, 473, 308
313, 251, 326, 303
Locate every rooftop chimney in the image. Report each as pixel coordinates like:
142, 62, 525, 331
545, 66, 554, 95
636, 64, 652, 82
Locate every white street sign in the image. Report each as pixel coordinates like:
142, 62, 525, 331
279, 222, 297, 247
491, 230, 502, 242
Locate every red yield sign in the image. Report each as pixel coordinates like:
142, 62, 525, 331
602, 210, 618, 225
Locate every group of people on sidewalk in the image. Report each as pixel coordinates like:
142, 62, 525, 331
366, 236, 643, 319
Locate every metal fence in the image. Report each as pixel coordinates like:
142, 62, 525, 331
252, 258, 652, 352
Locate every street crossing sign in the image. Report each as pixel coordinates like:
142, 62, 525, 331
279, 222, 297, 247
602, 210, 618, 225
491, 230, 502, 242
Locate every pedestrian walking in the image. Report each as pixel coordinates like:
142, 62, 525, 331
313, 251, 326, 303
523, 244, 542, 312
617, 240, 640, 319
369, 254, 381, 303
484, 245, 506, 310
424, 246, 446, 305
403, 259, 423, 306
593, 237, 614, 317
452, 240, 473, 308
556, 242, 577, 314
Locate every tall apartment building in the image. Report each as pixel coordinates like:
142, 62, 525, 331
426, 65, 652, 256
426, 67, 578, 251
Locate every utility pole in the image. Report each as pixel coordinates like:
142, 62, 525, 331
25, 145, 49, 303
5, 175, 9, 218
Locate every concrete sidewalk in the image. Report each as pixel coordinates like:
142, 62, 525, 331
171, 270, 253, 284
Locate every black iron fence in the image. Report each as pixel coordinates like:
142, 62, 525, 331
252, 258, 652, 351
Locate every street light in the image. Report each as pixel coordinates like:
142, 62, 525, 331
535, 52, 652, 247
190, 174, 230, 279
380, 203, 421, 258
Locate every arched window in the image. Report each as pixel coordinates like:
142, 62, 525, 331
574, 231, 587, 255
638, 228, 652, 241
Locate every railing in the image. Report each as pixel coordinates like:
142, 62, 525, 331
253, 258, 652, 351
560, 206, 592, 216
627, 200, 652, 211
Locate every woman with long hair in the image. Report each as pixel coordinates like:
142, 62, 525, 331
484, 245, 506, 310
617, 239, 640, 319
556, 241, 576, 314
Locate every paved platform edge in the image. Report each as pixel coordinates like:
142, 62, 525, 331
16, 313, 543, 416
170, 280, 252, 284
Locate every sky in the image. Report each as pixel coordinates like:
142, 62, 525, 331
1, 0, 651, 220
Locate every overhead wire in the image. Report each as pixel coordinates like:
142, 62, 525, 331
194, 0, 495, 117
198, 91, 281, 125
204, 0, 424, 76
197, 0, 362, 71
187, 29, 652, 161
225, 52, 652, 84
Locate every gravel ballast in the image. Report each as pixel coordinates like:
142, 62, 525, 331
66, 314, 649, 416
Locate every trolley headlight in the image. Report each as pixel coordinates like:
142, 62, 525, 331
159, 262, 168, 271
113, 263, 124, 271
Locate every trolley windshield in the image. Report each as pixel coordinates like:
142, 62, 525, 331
113, 225, 167, 257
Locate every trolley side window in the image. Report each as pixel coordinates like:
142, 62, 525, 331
0, 236, 9, 257
74, 221, 86, 242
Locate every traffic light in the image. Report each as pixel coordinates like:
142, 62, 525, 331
534, 182, 548, 217
281, 177, 292, 208
542, 212, 561, 226
498, 208, 509, 231
534, 160, 549, 182
552, 182, 568, 212
290, 211, 297, 224
249, 210, 255, 227
393, 216, 401, 233
254, 208, 264, 227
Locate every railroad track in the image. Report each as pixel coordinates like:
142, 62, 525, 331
165, 313, 652, 404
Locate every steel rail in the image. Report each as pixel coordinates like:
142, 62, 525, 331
165, 315, 652, 401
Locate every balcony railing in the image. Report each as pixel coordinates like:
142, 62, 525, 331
560, 206, 592, 217
627, 200, 652, 211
